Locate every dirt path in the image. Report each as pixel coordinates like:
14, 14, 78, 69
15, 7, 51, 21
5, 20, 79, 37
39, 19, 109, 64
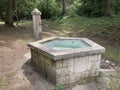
0, 26, 32, 75
0, 25, 32, 89
0, 25, 62, 90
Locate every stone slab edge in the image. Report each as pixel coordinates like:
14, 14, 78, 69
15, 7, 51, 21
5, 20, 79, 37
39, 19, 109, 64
28, 37, 105, 60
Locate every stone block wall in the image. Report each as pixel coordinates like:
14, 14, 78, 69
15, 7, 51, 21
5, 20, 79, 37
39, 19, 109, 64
31, 49, 101, 85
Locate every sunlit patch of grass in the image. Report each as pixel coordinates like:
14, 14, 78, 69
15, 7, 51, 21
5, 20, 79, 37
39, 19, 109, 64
14, 20, 32, 26
0, 22, 4, 25
43, 16, 120, 32
0, 20, 32, 26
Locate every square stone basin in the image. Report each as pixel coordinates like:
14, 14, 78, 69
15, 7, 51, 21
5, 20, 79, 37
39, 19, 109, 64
28, 37, 105, 85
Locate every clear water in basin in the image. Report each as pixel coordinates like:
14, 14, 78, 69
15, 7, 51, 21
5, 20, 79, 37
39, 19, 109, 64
43, 39, 90, 50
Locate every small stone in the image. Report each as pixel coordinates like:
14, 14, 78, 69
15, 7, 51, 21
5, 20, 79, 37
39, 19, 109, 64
105, 60, 110, 64
24, 53, 31, 59
111, 62, 115, 66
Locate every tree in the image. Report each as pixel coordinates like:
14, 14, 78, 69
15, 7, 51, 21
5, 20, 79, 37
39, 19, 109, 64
62, 0, 67, 14
113, 0, 120, 15
0, 8, 4, 20
5, 0, 14, 27
46, 0, 50, 18
70, 0, 74, 4
78, 0, 104, 17
0, 0, 5, 20
104, 0, 110, 16
37, 0, 59, 18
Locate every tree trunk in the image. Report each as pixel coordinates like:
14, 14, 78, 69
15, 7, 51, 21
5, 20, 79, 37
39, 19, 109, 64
70, 0, 74, 4
104, 0, 110, 16
62, 0, 67, 14
5, 0, 14, 27
46, 0, 50, 18
0, 9, 4, 20
115, 0, 120, 15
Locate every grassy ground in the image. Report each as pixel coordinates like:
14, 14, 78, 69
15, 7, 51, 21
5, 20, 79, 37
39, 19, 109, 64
43, 16, 120, 31
42, 16, 120, 62
105, 47, 120, 62
0, 16, 120, 90
0, 16, 120, 62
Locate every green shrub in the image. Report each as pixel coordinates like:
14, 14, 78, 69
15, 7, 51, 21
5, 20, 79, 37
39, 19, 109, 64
37, 0, 60, 19
56, 84, 65, 90
77, 0, 104, 17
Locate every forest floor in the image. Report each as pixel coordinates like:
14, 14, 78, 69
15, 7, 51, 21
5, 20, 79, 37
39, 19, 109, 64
0, 17, 120, 90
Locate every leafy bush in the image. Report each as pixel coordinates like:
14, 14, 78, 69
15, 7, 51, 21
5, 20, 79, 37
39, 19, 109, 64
77, 0, 105, 17
37, 0, 60, 19
14, 0, 36, 20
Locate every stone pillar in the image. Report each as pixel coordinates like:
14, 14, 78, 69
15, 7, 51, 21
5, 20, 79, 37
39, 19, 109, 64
31, 8, 42, 40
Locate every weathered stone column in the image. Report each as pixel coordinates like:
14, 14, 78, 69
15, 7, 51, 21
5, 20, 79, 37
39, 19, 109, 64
31, 8, 42, 40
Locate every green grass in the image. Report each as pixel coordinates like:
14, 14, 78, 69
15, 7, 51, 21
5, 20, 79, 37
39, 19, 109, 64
0, 20, 32, 26
56, 84, 64, 90
0, 76, 9, 90
16, 20, 32, 26
109, 74, 120, 90
43, 16, 120, 31
1, 16, 120, 62
105, 47, 120, 62
95, 72, 103, 83
43, 16, 120, 62
0, 21, 4, 25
